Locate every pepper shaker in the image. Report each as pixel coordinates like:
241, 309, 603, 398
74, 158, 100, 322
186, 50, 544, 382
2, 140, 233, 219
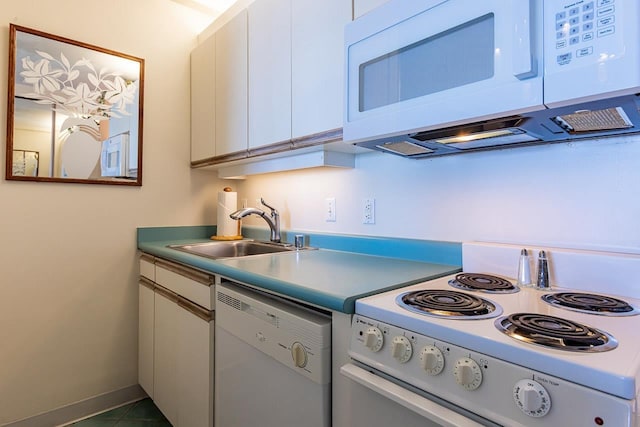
536, 250, 549, 289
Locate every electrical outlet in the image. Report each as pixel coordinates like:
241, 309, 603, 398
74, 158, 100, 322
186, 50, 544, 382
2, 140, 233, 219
325, 197, 336, 222
363, 198, 375, 224
241, 199, 248, 209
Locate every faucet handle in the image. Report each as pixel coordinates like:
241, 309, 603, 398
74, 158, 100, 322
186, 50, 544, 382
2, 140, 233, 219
260, 198, 278, 214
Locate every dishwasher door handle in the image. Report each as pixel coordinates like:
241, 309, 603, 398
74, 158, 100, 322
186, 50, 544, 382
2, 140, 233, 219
340, 363, 485, 427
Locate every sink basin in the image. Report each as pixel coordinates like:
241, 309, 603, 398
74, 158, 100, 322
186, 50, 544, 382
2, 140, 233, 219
168, 240, 298, 259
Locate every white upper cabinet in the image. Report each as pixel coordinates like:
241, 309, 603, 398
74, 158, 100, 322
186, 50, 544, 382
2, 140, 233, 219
353, 0, 390, 19
292, 0, 351, 138
215, 9, 248, 156
190, 0, 356, 169
248, 0, 292, 149
191, 34, 216, 161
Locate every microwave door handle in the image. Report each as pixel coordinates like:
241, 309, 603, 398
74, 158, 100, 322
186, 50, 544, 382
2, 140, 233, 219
512, 1, 537, 79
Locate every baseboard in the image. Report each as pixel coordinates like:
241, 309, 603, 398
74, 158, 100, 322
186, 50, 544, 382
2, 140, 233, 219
2, 384, 147, 427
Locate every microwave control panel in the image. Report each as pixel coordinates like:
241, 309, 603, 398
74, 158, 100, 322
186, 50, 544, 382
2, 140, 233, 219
548, 0, 620, 68
543, 0, 640, 105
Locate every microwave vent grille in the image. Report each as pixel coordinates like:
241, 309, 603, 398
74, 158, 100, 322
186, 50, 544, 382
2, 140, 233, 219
377, 141, 434, 156
553, 107, 633, 133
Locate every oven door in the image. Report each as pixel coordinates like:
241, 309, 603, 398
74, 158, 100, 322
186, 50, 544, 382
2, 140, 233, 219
344, 0, 543, 144
341, 363, 499, 427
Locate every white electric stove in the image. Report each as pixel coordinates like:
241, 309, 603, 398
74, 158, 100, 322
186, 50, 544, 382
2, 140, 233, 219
343, 242, 640, 427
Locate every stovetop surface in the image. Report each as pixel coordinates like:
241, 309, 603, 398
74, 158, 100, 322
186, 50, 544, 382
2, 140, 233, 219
355, 273, 640, 400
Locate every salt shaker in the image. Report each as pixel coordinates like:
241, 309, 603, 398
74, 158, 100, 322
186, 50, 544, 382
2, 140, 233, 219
517, 249, 532, 287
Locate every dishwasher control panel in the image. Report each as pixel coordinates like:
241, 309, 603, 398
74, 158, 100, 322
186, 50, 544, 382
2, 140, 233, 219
216, 282, 331, 385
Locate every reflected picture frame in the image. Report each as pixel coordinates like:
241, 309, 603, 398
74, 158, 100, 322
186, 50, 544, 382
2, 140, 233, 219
5, 24, 145, 186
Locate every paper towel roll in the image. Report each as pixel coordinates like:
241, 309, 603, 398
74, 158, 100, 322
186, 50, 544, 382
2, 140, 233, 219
216, 188, 238, 237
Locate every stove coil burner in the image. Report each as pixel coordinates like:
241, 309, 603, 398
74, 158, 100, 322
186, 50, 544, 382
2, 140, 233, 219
495, 313, 618, 352
396, 289, 502, 320
542, 292, 640, 316
449, 273, 519, 294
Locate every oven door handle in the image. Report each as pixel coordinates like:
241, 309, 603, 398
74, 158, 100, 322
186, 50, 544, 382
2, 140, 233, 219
340, 363, 485, 427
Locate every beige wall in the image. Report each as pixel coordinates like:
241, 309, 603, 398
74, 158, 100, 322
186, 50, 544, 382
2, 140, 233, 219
0, 1, 220, 423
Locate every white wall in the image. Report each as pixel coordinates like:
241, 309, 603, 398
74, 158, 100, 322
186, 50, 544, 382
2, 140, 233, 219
235, 135, 640, 255
0, 1, 220, 423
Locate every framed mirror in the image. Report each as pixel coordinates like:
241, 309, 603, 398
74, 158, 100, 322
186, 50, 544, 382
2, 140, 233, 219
5, 24, 144, 185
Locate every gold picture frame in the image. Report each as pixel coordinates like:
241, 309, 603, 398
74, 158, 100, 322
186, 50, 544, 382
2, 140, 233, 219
5, 24, 145, 185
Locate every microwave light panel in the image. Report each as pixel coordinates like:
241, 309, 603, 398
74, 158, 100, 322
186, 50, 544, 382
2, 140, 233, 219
435, 129, 520, 144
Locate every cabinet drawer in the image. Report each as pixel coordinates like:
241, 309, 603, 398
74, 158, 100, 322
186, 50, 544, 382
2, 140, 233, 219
155, 259, 214, 310
140, 254, 155, 281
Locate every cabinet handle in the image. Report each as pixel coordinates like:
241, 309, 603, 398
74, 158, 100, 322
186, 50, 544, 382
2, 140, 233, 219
177, 296, 213, 322
155, 259, 214, 286
151, 282, 213, 321
154, 284, 179, 303
139, 276, 155, 290
139, 253, 155, 263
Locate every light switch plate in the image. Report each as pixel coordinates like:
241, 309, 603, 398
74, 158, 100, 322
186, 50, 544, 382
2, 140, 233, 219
325, 197, 336, 222
363, 198, 375, 224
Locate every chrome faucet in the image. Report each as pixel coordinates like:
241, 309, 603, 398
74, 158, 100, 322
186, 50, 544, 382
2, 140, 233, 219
230, 198, 281, 243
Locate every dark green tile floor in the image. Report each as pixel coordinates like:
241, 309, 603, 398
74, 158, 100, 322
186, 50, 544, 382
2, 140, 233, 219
71, 398, 171, 426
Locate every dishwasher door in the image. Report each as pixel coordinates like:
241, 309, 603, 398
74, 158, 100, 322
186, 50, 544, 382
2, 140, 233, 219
215, 282, 331, 427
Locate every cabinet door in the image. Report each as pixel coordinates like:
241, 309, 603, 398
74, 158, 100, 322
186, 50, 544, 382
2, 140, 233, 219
353, 0, 390, 19
153, 291, 179, 425
216, 9, 248, 156
191, 34, 216, 161
138, 282, 155, 398
248, 0, 292, 149
177, 308, 214, 427
291, 0, 351, 138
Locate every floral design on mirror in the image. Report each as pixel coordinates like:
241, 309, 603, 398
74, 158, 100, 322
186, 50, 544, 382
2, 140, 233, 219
5, 24, 145, 185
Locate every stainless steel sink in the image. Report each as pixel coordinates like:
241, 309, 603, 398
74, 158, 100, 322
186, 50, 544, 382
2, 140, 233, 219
168, 240, 299, 260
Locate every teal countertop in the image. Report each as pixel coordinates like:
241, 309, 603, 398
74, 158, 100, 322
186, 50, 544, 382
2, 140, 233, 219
138, 226, 462, 313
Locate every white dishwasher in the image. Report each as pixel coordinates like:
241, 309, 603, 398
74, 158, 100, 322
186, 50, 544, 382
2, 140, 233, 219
215, 281, 331, 427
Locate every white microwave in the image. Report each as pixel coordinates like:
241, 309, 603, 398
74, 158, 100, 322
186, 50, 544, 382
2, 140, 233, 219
344, 0, 640, 157
100, 133, 130, 177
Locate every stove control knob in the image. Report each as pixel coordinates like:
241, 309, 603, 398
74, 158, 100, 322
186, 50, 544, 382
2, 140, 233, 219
363, 327, 384, 352
420, 346, 444, 375
391, 336, 413, 363
513, 379, 551, 417
453, 357, 483, 390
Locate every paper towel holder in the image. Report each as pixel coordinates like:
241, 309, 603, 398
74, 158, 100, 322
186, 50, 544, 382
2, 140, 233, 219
211, 187, 244, 241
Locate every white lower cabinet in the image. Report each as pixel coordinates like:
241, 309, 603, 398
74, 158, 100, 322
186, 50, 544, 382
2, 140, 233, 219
138, 279, 155, 398
138, 255, 215, 427
153, 287, 180, 424
176, 303, 214, 427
